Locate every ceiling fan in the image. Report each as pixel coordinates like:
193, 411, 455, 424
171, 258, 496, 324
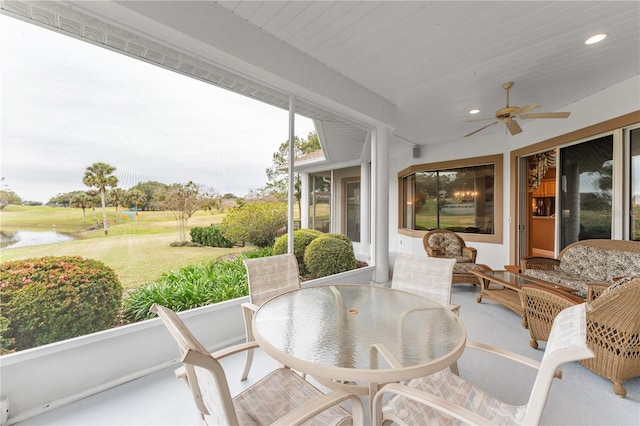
464, 82, 570, 137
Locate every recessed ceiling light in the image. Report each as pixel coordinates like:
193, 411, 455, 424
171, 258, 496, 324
469, 109, 480, 114
585, 33, 607, 45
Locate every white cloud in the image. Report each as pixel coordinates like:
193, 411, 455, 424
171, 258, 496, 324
0, 15, 315, 202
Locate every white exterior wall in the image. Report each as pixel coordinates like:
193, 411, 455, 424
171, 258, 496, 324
388, 75, 640, 270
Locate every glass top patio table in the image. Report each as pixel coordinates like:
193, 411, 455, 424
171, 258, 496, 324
253, 284, 466, 385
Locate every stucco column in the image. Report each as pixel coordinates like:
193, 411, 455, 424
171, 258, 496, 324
360, 161, 371, 259
300, 172, 309, 229
372, 124, 390, 284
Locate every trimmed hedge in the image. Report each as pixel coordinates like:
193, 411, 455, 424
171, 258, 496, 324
190, 225, 233, 248
273, 229, 324, 275
303, 236, 357, 279
0, 256, 123, 354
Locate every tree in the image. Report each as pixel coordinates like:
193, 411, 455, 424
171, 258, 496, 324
218, 193, 240, 213
107, 188, 127, 212
86, 190, 101, 223
47, 190, 85, 208
0, 177, 21, 209
70, 192, 94, 224
83, 162, 118, 235
264, 132, 321, 212
161, 181, 215, 242
125, 187, 145, 215
219, 201, 287, 248
0, 190, 21, 209
126, 181, 169, 211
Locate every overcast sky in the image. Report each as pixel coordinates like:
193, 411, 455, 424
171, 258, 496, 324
1, 15, 315, 203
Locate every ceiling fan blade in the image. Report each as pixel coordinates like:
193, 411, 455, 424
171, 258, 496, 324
510, 104, 541, 117
506, 119, 523, 135
464, 121, 498, 137
520, 112, 571, 119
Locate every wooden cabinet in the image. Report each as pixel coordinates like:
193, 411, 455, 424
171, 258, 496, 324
532, 180, 556, 197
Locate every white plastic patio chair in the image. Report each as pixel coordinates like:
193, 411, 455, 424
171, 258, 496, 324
241, 253, 300, 380
372, 303, 594, 426
391, 253, 459, 374
151, 303, 364, 426
391, 253, 458, 313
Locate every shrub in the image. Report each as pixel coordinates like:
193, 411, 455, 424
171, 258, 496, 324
273, 229, 324, 275
325, 233, 356, 257
170, 241, 202, 247
121, 247, 272, 322
190, 225, 233, 248
0, 314, 12, 353
303, 236, 357, 279
219, 202, 287, 247
0, 256, 123, 353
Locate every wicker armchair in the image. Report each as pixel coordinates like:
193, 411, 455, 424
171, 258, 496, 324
521, 284, 585, 350
522, 278, 640, 397
423, 229, 487, 285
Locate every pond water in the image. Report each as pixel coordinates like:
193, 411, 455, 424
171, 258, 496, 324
1, 230, 75, 250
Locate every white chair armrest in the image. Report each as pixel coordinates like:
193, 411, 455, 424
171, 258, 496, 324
274, 389, 364, 426
211, 341, 260, 359
466, 341, 540, 370
241, 302, 260, 343
372, 382, 497, 426
466, 341, 563, 379
241, 302, 260, 313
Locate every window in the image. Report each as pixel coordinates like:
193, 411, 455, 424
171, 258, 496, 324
343, 179, 360, 242
398, 154, 503, 243
308, 174, 331, 232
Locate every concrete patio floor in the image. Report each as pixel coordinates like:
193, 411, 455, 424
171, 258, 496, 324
17, 284, 639, 425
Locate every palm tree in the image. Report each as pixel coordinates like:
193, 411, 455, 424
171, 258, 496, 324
107, 188, 127, 213
83, 162, 118, 235
70, 192, 93, 224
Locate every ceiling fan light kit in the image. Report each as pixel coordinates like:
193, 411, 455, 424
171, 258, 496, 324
464, 82, 570, 137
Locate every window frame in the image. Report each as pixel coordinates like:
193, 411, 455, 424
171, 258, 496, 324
342, 177, 361, 242
398, 154, 503, 244
508, 111, 640, 264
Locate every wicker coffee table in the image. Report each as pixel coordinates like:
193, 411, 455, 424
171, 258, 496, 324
471, 269, 577, 327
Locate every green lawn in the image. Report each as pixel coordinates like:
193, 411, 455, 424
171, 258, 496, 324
1, 205, 247, 288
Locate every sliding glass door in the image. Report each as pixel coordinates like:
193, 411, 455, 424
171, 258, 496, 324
559, 135, 613, 249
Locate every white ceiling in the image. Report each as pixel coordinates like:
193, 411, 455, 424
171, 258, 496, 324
2, 0, 638, 165
215, 1, 640, 145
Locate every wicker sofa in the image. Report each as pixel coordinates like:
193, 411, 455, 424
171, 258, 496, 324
521, 239, 640, 298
